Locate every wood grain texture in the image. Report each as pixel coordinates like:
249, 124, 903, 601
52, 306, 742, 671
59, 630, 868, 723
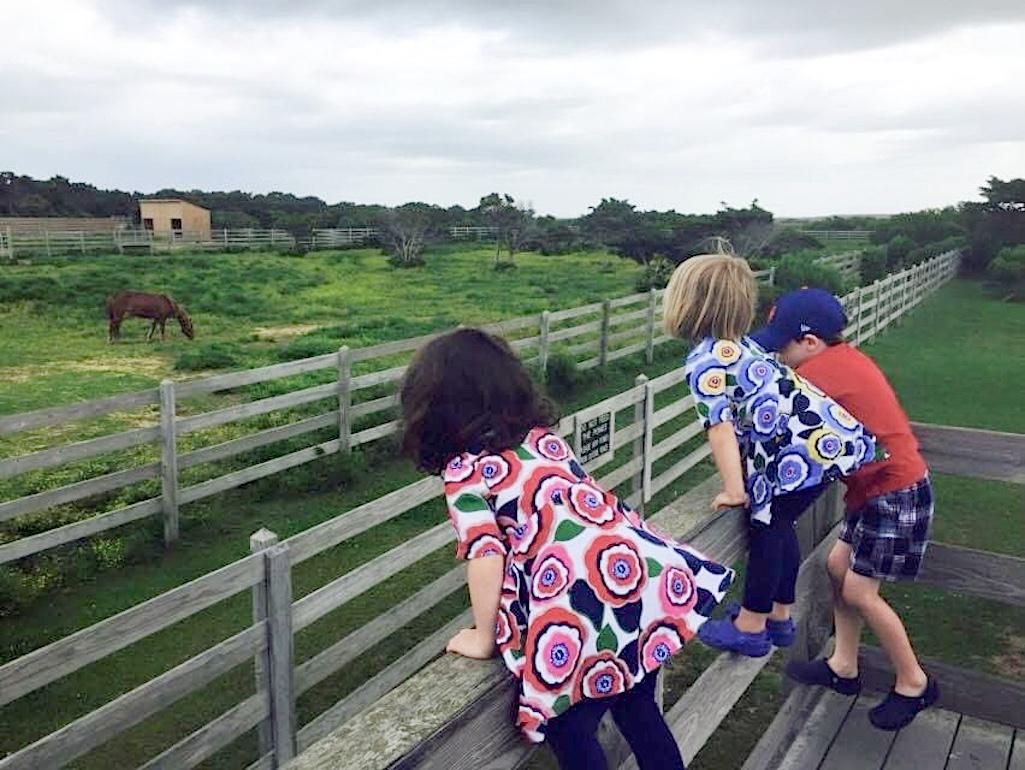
819, 695, 894, 770
945, 716, 1014, 770
882, 707, 959, 770
917, 541, 1025, 607
0, 425, 160, 479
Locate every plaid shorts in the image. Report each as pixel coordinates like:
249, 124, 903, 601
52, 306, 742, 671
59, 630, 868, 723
839, 476, 933, 581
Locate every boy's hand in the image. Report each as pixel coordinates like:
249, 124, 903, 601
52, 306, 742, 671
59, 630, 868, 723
446, 627, 496, 659
712, 489, 749, 510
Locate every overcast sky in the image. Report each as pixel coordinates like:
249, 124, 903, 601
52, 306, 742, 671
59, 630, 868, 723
2, 1, 1023, 217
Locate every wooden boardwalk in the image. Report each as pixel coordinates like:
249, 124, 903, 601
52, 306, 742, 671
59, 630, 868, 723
768, 690, 1024, 770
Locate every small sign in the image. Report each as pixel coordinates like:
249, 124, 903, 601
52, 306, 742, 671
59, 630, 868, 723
576, 411, 615, 465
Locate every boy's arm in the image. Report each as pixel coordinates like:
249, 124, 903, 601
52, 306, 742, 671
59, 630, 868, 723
707, 422, 749, 510
447, 554, 504, 659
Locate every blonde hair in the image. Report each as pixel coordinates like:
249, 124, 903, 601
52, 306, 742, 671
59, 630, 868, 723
662, 254, 757, 340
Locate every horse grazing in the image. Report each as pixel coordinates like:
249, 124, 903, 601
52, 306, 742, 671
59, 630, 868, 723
106, 291, 195, 343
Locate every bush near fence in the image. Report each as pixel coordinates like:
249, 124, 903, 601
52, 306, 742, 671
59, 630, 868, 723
0, 251, 968, 770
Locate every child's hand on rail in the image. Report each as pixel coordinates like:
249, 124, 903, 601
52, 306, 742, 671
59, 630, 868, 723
446, 627, 496, 659
712, 489, 749, 511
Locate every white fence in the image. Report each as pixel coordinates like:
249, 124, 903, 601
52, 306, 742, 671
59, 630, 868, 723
2, 228, 297, 257
800, 229, 872, 241
817, 250, 862, 282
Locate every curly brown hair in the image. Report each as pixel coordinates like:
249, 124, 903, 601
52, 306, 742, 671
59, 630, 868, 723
399, 328, 560, 474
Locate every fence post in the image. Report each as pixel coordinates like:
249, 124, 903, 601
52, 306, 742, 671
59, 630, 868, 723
853, 287, 864, 347
159, 380, 180, 546
6, 227, 13, 260
264, 542, 297, 766
631, 374, 648, 505
768, 265, 777, 287
598, 299, 611, 368
538, 311, 551, 377
250, 528, 279, 758
79, 232, 86, 255
337, 346, 352, 454
641, 380, 655, 508
645, 289, 657, 364
44, 229, 51, 258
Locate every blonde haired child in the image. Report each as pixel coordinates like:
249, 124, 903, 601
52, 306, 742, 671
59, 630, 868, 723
663, 254, 879, 657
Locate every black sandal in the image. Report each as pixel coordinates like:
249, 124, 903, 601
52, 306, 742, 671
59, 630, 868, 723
784, 658, 861, 696
868, 676, 939, 731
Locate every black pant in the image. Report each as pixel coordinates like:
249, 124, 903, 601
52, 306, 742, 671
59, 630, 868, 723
742, 485, 825, 614
544, 673, 685, 770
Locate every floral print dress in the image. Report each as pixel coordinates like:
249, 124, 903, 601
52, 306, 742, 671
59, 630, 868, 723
443, 427, 734, 743
683, 337, 880, 526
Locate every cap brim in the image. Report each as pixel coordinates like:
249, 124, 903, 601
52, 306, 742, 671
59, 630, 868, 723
749, 324, 791, 352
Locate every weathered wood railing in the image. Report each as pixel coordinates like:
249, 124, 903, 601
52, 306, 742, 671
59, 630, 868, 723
0, 360, 717, 769
0, 253, 956, 567
287, 419, 1025, 770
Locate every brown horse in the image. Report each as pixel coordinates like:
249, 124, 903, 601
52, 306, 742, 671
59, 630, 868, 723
106, 291, 195, 343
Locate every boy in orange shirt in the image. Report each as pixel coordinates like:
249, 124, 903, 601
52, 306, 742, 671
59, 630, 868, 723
751, 288, 939, 730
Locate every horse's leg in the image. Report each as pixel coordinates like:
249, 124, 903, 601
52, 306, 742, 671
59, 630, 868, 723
160, 319, 166, 341
147, 320, 157, 342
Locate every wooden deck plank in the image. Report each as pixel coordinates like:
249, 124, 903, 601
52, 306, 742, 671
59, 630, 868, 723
1009, 730, 1025, 770
773, 689, 855, 770
946, 716, 1014, 770
820, 695, 895, 770
882, 707, 959, 770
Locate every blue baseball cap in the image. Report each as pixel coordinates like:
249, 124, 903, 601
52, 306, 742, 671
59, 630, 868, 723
750, 288, 846, 352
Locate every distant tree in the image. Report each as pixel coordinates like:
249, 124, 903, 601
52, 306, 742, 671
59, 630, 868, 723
477, 193, 535, 268
961, 176, 1025, 273
380, 203, 438, 268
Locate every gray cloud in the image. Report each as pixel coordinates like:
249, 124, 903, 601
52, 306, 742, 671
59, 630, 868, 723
99, 0, 1025, 54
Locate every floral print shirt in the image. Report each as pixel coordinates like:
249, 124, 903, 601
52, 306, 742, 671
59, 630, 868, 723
684, 337, 879, 526
443, 427, 734, 743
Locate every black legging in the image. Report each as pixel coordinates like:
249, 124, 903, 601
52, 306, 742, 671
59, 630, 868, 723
544, 673, 685, 770
742, 485, 826, 614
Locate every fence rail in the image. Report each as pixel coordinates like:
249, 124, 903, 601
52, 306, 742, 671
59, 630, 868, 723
799, 229, 872, 240
817, 250, 862, 282
0, 252, 959, 568
0, 249, 978, 770
1, 228, 297, 257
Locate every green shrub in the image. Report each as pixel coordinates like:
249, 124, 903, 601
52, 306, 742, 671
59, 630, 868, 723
861, 246, 888, 283
543, 353, 582, 400
886, 235, 915, 270
756, 283, 785, 324
635, 256, 674, 291
772, 253, 847, 295
174, 342, 241, 371
277, 334, 338, 361
493, 260, 517, 272
904, 236, 966, 266
987, 244, 1025, 300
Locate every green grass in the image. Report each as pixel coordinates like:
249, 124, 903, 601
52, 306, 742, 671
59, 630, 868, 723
0, 245, 639, 414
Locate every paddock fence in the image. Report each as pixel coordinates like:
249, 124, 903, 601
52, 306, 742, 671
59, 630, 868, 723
0, 254, 957, 569
0, 251, 1010, 770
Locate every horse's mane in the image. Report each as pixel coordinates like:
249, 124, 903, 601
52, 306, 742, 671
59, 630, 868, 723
164, 295, 186, 318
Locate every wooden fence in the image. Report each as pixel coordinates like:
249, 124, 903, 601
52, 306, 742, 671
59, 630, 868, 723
0, 356, 721, 769
817, 250, 862, 282
309, 228, 380, 249
289, 416, 1025, 770
0, 228, 11, 261
0, 254, 957, 569
2, 228, 296, 257
0, 250, 980, 770
800, 229, 872, 241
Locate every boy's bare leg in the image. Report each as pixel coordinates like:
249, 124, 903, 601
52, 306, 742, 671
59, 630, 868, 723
840, 569, 928, 696
769, 602, 791, 621
826, 541, 863, 678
